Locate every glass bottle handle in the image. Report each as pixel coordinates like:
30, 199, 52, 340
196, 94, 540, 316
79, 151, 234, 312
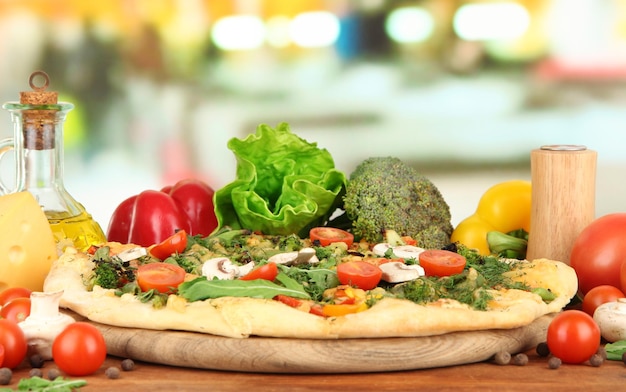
0, 137, 15, 195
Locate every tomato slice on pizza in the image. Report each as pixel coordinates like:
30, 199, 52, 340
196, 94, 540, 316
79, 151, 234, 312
309, 227, 354, 247
336, 261, 382, 290
136, 263, 186, 294
419, 250, 467, 277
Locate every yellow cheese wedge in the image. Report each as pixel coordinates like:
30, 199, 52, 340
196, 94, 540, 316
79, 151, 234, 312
0, 192, 58, 292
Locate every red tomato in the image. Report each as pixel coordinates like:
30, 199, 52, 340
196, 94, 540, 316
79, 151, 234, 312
240, 263, 278, 281
419, 250, 467, 277
274, 295, 303, 308
0, 297, 31, 323
149, 230, 188, 260
274, 295, 324, 317
570, 213, 626, 295
336, 261, 382, 290
0, 344, 4, 367
582, 285, 625, 316
547, 310, 600, 364
52, 322, 107, 376
621, 260, 626, 295
0, 287, 32, 306
136, 263, 186, 294
310, 227, 354, 248
0, 319, 27, 369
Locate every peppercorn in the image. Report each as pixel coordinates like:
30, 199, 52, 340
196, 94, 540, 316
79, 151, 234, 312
548, 356, 561, 369
493, 351, 511, 365
29, 368, 43, 378
121, 358, 135, 371
47, 368, 61, 380
621, 352, 626, 365
0, 368, 12, 385
105, 366, 121, 380
589, 354, 604, 367
29, 354, 45, 368
535, 342, 550, 357
512, 353, 529, 366
596, 346, 607, 360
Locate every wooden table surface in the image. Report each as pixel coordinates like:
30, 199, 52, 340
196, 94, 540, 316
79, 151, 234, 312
6, 348, 626, 392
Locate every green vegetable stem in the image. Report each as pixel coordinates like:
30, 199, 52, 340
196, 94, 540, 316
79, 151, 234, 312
487, 230, 528, 259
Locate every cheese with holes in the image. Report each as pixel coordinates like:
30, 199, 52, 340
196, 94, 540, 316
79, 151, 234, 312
0, 192, 58, 291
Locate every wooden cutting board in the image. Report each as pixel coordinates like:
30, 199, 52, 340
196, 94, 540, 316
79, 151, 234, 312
69, 311, 554, 373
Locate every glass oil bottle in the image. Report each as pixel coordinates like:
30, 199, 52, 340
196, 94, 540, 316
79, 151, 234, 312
0, 71, 106, 251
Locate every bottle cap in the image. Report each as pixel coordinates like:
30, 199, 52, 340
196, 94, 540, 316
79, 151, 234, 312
540, 145, 587, 151
19, 71, 58, 105
18, 71, 58, 150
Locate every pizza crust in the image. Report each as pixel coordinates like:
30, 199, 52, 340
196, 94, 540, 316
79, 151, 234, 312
44, 247, 578, 339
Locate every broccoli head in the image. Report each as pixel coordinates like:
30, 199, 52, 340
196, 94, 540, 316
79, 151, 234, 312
342, 157, 453, 249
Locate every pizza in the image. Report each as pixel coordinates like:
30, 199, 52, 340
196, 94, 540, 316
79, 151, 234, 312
43, 228, 578, 339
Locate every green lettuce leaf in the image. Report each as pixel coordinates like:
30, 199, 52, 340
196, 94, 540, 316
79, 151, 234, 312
214, 123, 347, 237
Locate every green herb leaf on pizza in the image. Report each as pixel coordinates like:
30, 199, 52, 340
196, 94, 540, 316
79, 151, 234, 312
178, 273, 310, 302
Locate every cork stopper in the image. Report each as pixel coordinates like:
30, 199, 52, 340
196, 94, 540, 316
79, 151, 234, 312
20, 71, 58, 150
20, 71, 58, 105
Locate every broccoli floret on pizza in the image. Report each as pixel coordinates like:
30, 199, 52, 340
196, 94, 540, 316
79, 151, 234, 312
90, 246, 135, 290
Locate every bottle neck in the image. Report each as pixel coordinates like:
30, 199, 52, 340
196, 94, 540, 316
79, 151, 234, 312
13, 109, 83, 217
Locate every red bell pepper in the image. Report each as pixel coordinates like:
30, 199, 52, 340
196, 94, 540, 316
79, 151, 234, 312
161, 179, 218, 238
107, 179, 218, 247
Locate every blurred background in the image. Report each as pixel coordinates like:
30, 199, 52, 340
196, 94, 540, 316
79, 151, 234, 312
0, 0, 624, 230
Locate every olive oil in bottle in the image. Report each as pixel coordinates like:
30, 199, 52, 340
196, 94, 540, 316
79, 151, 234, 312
0, 71, 106, 251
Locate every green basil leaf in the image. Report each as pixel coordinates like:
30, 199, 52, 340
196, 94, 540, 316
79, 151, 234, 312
605, 340, 626, 361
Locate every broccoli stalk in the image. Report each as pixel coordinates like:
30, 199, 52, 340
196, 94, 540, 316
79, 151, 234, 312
486, 230, 527, 259
341, 157, 453, 249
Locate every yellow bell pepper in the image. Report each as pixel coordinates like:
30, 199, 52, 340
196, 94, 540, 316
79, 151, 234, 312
450, 180, 531, 255
322, 302, 369, 317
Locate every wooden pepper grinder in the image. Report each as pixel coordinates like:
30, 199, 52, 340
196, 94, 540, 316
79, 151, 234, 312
526, 145, 597, 265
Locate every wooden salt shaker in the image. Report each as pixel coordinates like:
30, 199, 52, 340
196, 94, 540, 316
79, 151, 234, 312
526, 145, 597, 265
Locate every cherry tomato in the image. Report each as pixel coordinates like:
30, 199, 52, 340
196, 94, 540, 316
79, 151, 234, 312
240, 263, 278, 281
582, 285, 625, 316
136, 263, 186, 294
336, 261, 382, 290
0, 287, 32, 306
0, 319, 27, 369
419, 250, 466, 277
621, 260, 626, 295
547, 310, 600, 364
149, 230, 188, 260
0, 297, 31, 323
570, 213, 626, 295
310, 227, 354, 248
0, 344, 4, 367
52, 322, 106, 376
